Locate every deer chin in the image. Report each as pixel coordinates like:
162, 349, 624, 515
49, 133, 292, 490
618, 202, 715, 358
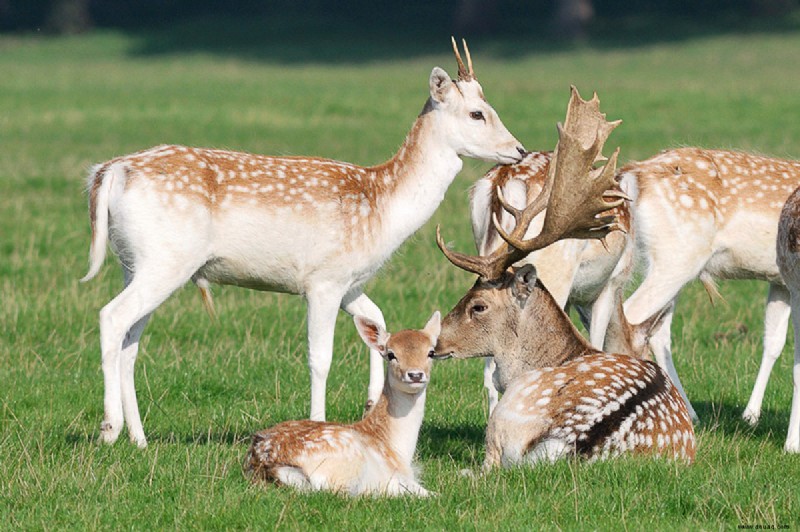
496, 151, 526, 165
395, 380, 429, 394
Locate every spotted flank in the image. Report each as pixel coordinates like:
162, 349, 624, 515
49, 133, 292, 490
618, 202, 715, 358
485, 353, 696, 468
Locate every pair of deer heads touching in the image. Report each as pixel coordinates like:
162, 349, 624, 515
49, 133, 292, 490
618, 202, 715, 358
245, 85, 697, 497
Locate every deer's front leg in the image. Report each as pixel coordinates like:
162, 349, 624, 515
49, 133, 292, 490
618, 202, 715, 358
783, 289, 800, 453
341, 290, 386, 414
743, 283, 791, 426
306, 286, 346, 422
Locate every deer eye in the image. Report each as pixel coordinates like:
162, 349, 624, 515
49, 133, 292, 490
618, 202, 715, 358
469, 111, 485, 121
386, 350, 397, 362
428, 350, 435, 358
470, 303, 488, 316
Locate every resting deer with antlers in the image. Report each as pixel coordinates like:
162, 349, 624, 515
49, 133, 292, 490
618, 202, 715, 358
246, 312, 440, 496
434, 87, 696, 469
774, 186, 800, 452
80, 38, 525, 447
470, 150, 634, 413
620, 148, 800, 424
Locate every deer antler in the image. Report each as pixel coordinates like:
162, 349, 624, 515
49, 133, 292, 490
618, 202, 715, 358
437, 86, 626, 280
451, 36, 475, 81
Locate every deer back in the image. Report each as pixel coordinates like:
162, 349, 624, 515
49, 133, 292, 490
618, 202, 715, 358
624, 147, 800, 283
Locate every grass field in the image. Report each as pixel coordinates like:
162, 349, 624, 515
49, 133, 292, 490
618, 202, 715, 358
3, 16, 800, 529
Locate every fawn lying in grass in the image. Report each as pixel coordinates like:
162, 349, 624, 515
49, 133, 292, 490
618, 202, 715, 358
246, 312, 440, 497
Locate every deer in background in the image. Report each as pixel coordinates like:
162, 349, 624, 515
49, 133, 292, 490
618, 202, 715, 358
470, 150, 633, 413
246, 312, 440, 496
434, 87, 695, 469
80, 38, 525, 447
774, 186, 800, 452
620, 148, 800, 424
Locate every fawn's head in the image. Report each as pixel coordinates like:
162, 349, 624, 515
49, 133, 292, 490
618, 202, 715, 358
425, 38, 525, 165
354, 312, 441, 395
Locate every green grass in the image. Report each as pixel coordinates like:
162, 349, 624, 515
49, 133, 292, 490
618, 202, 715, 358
3, 20, 800, 529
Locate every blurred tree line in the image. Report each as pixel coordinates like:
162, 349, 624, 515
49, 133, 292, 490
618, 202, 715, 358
0, 0, 796, 37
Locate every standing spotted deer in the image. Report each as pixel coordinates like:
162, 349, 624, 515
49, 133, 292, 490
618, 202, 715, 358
470, 151, 633, 413
774, 186, 800, 452
434, 88, 696, 468
80, 39, 525, 447
620, 149, 800, 424
246, 312, 440, 497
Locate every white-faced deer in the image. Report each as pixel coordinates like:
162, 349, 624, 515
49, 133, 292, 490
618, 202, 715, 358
245, 312, 440, 496
775, 186, 800, 452
81, 39, 525, 447
470, 151, 633, 413
434, 88, 696, 469
620, 148, 800, 424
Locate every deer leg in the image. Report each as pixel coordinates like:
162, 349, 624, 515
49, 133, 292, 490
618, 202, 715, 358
646, 306, 698, 422
786, 295, 800, 452
484, 357, 500, 415
99, 265, 193, 445
115, 267, 152, 448
341, 291, 386, 413
588, 285, 616, 349
623, 262, 704, 422
588, 246, 633, 349
743, 283, 791, 426
120, 313, 152, 448
306, 286, 346, 422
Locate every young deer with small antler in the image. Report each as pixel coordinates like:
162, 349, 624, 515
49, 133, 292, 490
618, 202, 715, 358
470, 151, 634, 413
246, 312, 440, 496
434, 88, 695, 469
620, 148, 800, 424
80, 39, 524, 447
774, 186, 800, 452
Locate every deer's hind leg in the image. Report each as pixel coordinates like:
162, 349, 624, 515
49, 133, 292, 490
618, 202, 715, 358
99, 262, 202, 446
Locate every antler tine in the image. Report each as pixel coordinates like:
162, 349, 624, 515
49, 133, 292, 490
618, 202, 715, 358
495, 186, 523, 225
436, 225, 493, 278
436, 86, 625, 282
462, 38, 474, 78
450, 35, 475, 81
494, 86, 624, 255
450, 35, 469, 80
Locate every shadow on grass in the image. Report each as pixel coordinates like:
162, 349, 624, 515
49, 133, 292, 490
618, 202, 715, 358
419, 419, 485, 466
692, 400, 791, 448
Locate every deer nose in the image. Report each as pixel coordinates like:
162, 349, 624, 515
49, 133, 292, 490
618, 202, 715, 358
407, 371, 425, 383
517, 146, 527, 156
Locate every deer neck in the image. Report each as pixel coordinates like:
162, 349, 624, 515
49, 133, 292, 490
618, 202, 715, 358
365, 103, 463, 252
514, 281, 597, 368
359, 380, 427, 468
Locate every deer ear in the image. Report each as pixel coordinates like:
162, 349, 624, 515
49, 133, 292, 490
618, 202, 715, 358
511, 264, 538, 308
354, 315, 390, 354
423, 311, 441, 342
430, 67, 454, 104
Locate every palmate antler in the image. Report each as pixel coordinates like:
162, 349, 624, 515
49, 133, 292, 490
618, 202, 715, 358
437, 86, 627, 280
451, 36, 475, 81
